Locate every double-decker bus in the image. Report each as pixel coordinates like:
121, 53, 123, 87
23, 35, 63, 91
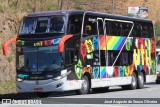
3, 10, 156, 97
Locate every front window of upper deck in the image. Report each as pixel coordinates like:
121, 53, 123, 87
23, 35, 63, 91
19, 16, 65, 35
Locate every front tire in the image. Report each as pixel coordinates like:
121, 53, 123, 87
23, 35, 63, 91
75, 76, 90, 95
137, 72, 144, 89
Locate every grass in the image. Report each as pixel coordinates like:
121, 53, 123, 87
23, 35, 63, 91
0, 5, 5, 13
0, 81, 16, 94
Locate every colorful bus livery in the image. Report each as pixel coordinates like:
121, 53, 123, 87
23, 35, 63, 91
79, 36, 156, 78
2, 10, 156, 97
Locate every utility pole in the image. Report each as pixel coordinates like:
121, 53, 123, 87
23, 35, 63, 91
112, 0, 115, 14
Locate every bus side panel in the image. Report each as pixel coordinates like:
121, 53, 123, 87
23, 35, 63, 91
66, 35, 156, 90
131, 38, 156, 75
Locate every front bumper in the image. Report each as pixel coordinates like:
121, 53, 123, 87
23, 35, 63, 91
16, 77, 67, 93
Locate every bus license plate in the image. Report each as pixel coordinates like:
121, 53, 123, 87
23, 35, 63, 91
34, 88, 43, 92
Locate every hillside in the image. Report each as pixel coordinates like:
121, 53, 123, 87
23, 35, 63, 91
0, 0, 160, 94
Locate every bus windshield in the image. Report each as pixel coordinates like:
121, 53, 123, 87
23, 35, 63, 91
16, 46, 62, 72
19, 16, 66, 34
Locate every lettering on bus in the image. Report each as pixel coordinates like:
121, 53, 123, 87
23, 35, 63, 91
34, 41, 43, 46
44, 40, 52, 46
52, 38, 61, 45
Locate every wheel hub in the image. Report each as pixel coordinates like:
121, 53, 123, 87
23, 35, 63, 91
82, 79, 87, 91
139, 75, 144, 84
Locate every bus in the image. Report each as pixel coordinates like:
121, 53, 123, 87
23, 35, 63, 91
2, 10, 156, 97
156, 49, 160, 84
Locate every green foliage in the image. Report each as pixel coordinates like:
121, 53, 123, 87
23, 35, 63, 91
155, 20, 160, 37
7, 55, 13, 62
0, 5, 5, 13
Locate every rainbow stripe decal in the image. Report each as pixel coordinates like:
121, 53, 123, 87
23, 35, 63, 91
107, 36, 127, 50
99, 36, 106, 50
100, 67, 106, 78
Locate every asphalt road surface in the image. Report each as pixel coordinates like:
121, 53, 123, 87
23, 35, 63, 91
1, 82, 160, 107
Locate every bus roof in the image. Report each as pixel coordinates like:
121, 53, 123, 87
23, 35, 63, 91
27, 10, 85, 17
26, 10, 152, 23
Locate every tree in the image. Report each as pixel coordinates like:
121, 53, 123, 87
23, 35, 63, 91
57, 0, 64, 10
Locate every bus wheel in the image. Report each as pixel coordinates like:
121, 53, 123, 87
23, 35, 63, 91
92, 87, 109, 93
137, 72, 144, 89
75, 76, 90, 95
129, 72, 137, 90
36, 92, 51, 98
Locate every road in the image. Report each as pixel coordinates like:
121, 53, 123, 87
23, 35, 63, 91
1, 82, 160, 107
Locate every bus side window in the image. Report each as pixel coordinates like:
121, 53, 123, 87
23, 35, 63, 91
130, 26, 135, 37
108, 51, 133, 66
122, 23, 132, 37
104, 20, 110, 36
110, 21, 118, 36
100, 50, 106, 66
67, 14, 82, 34
121, 51, 133, 66
68, 24, 75, 34
142, 24, 149, 38
119, 23, 123, 36
108, 51, 112, 66
134, 22, 142, 37
148, 24, 154, 38
83, 15, 98, 37
121, 52, 128, 65
108, 51, 119, 66
97, 19, 104, 35
110, 21, 123, 36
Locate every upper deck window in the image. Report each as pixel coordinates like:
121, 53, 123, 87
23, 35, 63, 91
19, 16, 65, 35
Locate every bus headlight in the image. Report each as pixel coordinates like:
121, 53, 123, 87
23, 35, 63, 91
54, 76, 62, 80
17, 78, 23, 82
